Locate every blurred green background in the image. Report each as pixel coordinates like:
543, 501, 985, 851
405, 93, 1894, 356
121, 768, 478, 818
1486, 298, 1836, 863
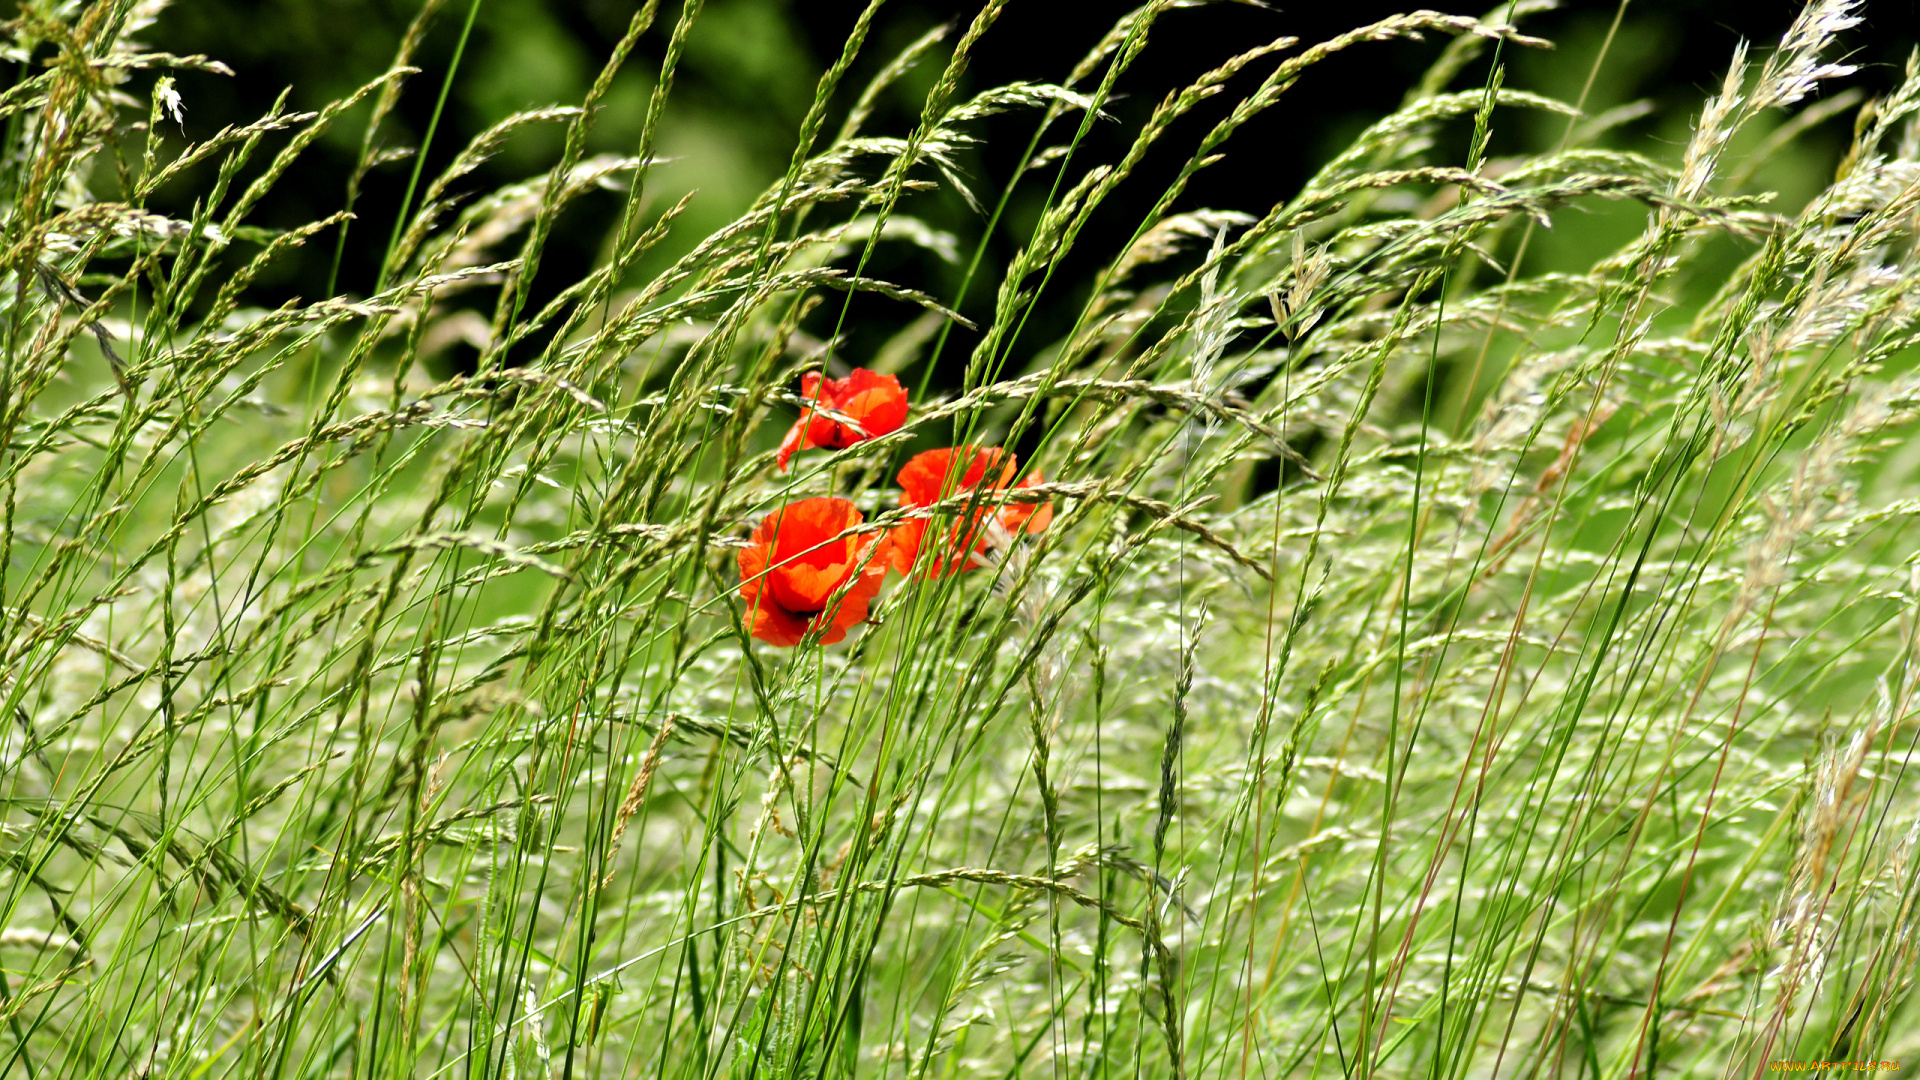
143, 0, 1920, 382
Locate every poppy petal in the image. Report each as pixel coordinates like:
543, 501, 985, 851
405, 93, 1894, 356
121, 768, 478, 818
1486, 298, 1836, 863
897, 447, 965, 506
748, 598, 811, 647
842, 386, 908, 438
775, 421, 807, 471
738, 496, 886, 646
884, 521, 922, 575
771, 559, 851, 613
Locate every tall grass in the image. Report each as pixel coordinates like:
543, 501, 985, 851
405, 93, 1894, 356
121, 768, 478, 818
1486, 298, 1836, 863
2, 1, 1919, 1078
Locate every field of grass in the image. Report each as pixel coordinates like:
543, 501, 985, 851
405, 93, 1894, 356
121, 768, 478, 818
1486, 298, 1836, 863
3, 1, 1920, 1078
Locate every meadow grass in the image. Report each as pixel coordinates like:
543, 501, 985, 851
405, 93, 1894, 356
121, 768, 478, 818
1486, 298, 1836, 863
2, 1, 1919, 1078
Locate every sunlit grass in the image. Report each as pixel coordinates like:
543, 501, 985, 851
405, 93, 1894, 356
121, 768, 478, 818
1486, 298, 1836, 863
1, 2, 1918, 1079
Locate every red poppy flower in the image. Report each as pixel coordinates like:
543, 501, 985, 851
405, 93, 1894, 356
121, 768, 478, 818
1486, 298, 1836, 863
776, 368, 909, 471
737, 497, 889, 646
886, 447, 1053, 578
